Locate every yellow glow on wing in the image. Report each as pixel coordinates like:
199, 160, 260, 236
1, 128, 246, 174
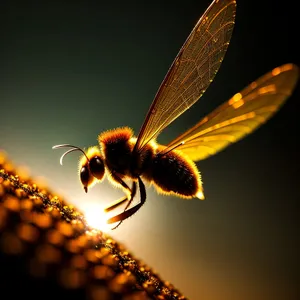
80, 203, 111, 232
229, 93, 245, 109
258, 84, 276, 94
228, 92, 242, 104
166, 63, 299, 162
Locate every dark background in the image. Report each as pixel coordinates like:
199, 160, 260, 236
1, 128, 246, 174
0, 0, 299, 299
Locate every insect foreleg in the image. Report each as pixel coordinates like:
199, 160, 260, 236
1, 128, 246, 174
110, 181, 139, 229
107, 177, 146, 227
103, 181, 137, 212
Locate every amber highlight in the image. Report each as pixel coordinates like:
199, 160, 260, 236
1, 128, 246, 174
0, 150, 187, 300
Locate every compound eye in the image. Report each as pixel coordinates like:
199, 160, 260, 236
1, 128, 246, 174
89, 156, 105, 180
80, 165, 91, 192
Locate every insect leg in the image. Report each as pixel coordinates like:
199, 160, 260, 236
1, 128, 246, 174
107, 177, 146, 226
110, 184, 137, 229
104, 181, 137, 212
109, 171, 137, 199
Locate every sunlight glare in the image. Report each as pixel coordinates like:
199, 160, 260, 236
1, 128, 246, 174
81, 202, 111, 232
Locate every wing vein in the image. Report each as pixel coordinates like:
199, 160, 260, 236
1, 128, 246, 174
134, 0, 237, 154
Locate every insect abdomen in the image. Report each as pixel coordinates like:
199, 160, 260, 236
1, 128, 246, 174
151, 149, 204, 199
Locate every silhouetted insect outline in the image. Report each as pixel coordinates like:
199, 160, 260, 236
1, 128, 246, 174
53, 0, 299, 229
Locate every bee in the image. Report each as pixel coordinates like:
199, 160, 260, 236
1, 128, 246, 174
53, 0, 298, 229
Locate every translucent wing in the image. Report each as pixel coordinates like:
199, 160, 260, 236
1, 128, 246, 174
165, 64, 299, 161
133, 0, 236, 153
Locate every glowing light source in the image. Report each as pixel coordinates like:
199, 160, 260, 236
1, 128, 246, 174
196, 190, 205, 200
81, 203, 111, 232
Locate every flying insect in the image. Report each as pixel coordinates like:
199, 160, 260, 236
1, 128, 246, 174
53, 0, 299, 229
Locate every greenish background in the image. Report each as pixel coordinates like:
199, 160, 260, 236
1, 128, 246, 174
1, 0, 299, 299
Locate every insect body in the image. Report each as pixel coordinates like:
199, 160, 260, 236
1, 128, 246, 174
96, 126, 203, 200
53, 0, 299, 229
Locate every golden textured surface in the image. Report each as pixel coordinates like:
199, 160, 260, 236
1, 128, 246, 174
0, 150, 186, 300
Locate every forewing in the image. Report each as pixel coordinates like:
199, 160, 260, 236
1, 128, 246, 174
166, 64, 299, 161
134, 0, 236, 153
